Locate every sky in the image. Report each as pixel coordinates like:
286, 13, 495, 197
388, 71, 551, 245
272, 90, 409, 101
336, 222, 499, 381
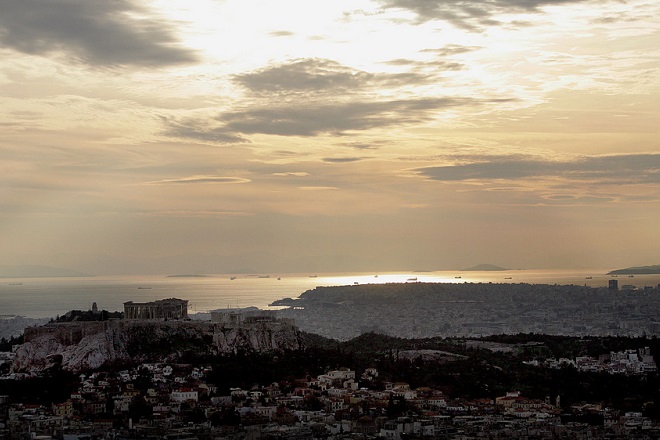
1, 0, 659, 275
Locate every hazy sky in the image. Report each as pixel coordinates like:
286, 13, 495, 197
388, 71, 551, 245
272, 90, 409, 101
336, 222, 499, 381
1, 0, 659, 274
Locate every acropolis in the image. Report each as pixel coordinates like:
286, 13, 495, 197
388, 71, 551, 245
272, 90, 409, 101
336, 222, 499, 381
123, 298, 188, 320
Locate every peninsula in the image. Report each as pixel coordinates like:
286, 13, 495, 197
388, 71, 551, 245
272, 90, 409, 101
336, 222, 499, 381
608, 264, 660, 275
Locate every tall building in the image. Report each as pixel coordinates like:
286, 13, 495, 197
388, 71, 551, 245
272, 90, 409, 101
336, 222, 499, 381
609, 279, 618, 291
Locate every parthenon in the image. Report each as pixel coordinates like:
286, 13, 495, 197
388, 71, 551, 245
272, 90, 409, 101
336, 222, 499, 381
123, 298, 188, 320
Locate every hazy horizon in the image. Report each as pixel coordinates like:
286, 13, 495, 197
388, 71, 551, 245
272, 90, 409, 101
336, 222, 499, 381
1, 261, 657, 278
1, 0, 659, 275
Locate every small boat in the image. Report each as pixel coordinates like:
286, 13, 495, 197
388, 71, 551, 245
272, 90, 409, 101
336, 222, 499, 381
455, 276, 462, 279
585, 277, 592, 279
137, 287, 151, 289
354, 282, 359, 285
230, 276, 237, 280
504, 277, 512, 280
407, 277, 418, 282
309, 275, 317, 278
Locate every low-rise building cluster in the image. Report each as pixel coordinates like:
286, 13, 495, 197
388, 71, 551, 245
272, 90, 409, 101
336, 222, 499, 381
526, 346, 658, 375
1, 364, 659, 439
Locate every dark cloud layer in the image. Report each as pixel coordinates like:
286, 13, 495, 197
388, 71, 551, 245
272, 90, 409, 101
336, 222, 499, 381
166, 93, 513, 141
166, 57, 514, 141
378, 0, 591, 29
417, 154, 660, 184
322, 157, 366, 163
219, 97, 496, 136
233, 58, 438, 95
233, 59, 372, 93
0, 0, 197, 67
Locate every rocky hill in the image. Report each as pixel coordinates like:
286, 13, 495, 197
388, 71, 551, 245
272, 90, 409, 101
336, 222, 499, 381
12, 320, 304, 373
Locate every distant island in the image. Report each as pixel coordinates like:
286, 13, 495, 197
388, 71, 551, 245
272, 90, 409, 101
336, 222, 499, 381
608, 265, 660, 275
461, 264, 509, 271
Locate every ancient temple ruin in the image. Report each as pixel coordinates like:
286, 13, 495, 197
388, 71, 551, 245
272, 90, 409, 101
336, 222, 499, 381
123, 298, 188, 320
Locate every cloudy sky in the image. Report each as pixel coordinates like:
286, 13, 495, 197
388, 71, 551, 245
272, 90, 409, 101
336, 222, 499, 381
1, 0, 659, 274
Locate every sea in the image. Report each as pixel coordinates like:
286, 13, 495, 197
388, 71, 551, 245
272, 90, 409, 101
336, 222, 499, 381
2, 269, 660, 319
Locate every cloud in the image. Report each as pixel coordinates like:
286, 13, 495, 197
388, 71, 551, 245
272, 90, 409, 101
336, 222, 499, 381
147, 176, 251, 185
0, 0, 197, 67
165, 58, 515, 142
268, 30, 295, 37
272, 172, 309, 177
416, 154, 660, 184
298, 186, 339, 191
340, 141, 383, 150
233, 58, 371, 93
541, 194, 616, 204
218, 97, 507, 136
419, 45, 482, 56
164, 117, 249, 144
165, 93, 513, 141
233, 58, 436, 95
382, 58, 464, 71
377, 0, 592, 29
322, 157, 366, 163
272, 150, 307, 157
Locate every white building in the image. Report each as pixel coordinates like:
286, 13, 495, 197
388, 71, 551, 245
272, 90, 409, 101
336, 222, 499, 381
170, 388, 198, 403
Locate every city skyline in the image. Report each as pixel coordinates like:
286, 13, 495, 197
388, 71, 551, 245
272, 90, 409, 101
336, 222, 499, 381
1, 0, 659, 275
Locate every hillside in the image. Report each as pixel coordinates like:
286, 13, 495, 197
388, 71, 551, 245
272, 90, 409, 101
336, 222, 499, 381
12, 320, 303, 373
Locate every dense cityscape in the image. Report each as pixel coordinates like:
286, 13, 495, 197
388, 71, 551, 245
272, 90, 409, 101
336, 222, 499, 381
275, 282, 660, 340
2, 281, 660, 439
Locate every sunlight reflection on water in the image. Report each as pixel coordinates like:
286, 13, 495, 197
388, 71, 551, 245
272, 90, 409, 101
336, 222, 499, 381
1, 269, 659, 318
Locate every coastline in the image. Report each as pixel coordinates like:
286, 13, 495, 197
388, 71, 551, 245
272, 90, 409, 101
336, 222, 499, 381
2, 269, 660, 320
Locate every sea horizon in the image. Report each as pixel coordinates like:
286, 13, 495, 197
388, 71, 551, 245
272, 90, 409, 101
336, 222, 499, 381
2, 268, 660, 319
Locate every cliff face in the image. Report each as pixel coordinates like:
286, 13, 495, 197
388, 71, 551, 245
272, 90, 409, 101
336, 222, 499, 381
12, 320, 304, 373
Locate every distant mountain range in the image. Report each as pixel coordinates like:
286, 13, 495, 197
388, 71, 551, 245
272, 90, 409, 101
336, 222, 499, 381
607, 265, 660, 275
461, 264, 509, 271
0, 265, 91, 278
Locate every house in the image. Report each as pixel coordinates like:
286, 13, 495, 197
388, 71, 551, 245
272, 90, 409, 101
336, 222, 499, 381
52, 400, 73, 417
170, 388, 198, 403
